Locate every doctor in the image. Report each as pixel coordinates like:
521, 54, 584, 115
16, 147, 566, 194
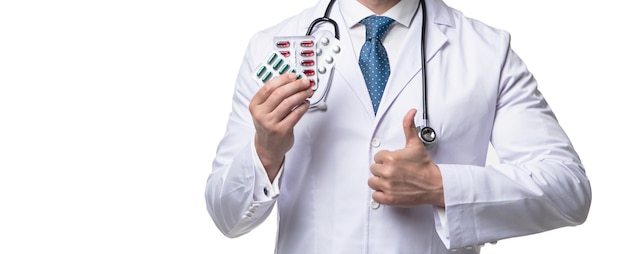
205, 0, 592, 253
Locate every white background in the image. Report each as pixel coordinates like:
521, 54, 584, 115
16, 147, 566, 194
0, 0, 623, 253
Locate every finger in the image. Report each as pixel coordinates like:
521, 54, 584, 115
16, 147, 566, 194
373, 149, 390, 164
272, 79, 314, 120
367, 176, 381, 191
370, 161, 394, 183
279, 99, 310, 129
370, 161, 383, 177
402, 108, 421, 147
264, 76, 312, 113
250, 73, 301, 107
372, 190, 392, 205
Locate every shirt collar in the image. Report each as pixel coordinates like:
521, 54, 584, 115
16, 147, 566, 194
339, 0, 420, 28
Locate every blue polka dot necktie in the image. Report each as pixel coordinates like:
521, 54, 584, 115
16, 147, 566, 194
359, 15, 395, 115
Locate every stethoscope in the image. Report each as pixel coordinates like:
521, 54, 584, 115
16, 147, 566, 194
305, 0, 437, 150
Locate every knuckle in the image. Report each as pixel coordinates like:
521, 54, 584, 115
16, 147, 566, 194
367, 177, 378, 189
259, 84, 273, 95
272, 87, 286, 98
384, 153, 397, 163
377, 168, 392, 179
380, 180, 392, 191
248, 102, 257, 112
282, 95, 295, 107
385, 195, 395, 205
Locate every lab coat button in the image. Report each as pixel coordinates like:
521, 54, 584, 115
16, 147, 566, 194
371, 138, 381, 147
370, 200, 380, 209
263, 187, 269, 197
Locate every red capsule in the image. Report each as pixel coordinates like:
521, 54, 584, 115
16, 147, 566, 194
300, 59, 315, 66
279, 51, 291, 57
303, 69, 316, 76
300, 50, 315, 57
275, 41, 291, 48
300, 40, 314, 47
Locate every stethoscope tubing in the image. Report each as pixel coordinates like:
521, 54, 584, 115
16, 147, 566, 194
305, 0, 437, 149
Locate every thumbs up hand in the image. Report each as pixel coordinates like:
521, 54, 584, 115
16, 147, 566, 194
368, 108, 445, 207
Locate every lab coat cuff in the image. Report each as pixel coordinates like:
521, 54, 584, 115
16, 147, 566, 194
251, 142, 283, 202
433, 206, 451, 248
437, 163, 479, 249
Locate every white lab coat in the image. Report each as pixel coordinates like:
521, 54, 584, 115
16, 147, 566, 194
205, 0, 592, 253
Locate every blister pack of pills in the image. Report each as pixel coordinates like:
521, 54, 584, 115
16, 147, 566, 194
253, 51, 307, 84
252, 30, 341, 95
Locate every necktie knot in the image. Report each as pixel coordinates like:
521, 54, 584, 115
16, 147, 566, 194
360, 15, 395, 41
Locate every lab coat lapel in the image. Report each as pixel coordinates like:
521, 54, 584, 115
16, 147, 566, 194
322, 0, 453, 121
332, 12, 377, 122
302, 0, 376, 121
376, 0, 452, 119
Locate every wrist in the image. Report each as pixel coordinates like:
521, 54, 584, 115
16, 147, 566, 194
255, 145, 284, 182
429, 163, 445, 207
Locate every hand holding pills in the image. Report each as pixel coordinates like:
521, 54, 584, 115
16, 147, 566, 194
249, 72, 312, 182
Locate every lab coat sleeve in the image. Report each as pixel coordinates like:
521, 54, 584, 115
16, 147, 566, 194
205, 33, 282, 238
434, 31, 592, 249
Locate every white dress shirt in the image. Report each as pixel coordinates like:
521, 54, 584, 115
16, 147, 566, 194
341, 0, 418, 69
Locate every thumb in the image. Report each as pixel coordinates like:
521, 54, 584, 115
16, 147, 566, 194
402, 108, 422, 147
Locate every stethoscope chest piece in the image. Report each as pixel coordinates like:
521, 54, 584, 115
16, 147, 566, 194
418, 125, 437, 151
